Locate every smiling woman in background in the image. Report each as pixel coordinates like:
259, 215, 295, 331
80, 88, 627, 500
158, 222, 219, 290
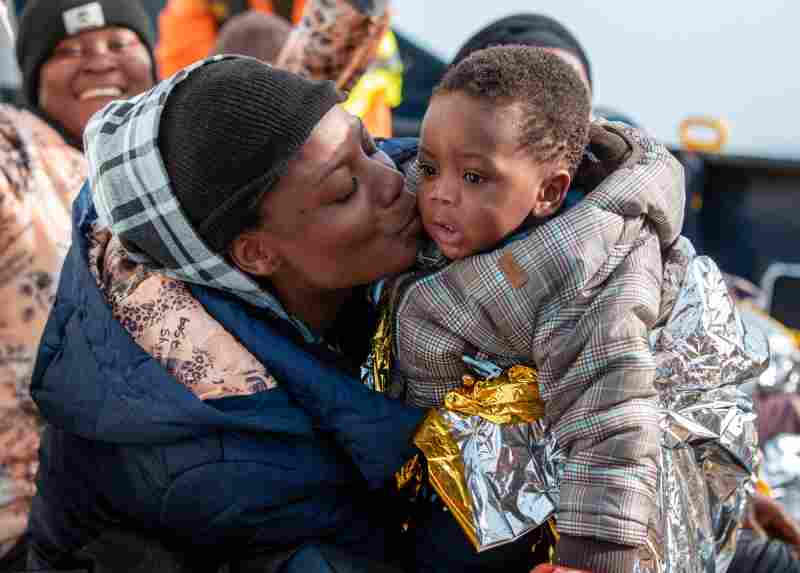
15, 0, 157, 148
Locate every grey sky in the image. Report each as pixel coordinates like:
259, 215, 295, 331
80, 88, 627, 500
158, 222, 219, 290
393, 1, 799, 160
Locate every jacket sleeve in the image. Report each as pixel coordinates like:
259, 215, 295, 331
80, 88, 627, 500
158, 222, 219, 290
510, 190, 664, 553
545, 251, 661, 550
543, 128, 682, 553
191, 284, 425, 489
0, 107, 84, 559
546, 237, 663, 570
275, 0, 390, 92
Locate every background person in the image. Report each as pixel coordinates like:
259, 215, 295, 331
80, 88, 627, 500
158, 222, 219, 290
212, 10, 291, 63
157, 0, 283, 77
452, 13, 592, 94
1, 2, 158, 568
159, 0, 401, 137
15, 0, 157, 148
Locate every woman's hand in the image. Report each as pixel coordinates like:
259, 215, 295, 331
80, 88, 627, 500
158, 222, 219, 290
744, 493, 800, 557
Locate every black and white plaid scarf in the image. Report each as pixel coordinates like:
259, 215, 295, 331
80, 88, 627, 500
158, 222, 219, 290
84, 55, 318, 341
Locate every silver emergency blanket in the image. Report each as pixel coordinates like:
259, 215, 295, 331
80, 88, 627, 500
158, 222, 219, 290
631, 253, 766, 572
637, 254, 766, 572
434, 412, 562, 551
445, 249, 767, 570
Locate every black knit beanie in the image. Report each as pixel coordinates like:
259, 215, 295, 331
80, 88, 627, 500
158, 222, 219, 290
452, 13, 592, 90
159, 57, 342, 254
16, 0, 156, 106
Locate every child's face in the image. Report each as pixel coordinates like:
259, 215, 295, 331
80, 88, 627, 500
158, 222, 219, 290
417, 92, 570, 260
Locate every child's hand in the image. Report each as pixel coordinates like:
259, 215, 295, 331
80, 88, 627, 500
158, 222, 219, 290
572, 124, 633, 192
530, 566, 592, 573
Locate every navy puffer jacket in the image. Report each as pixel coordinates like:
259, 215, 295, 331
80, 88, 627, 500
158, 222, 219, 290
28, 139, 424, 569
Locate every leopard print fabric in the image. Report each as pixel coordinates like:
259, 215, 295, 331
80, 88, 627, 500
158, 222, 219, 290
87, 227, 278, 402
276, 0, 389, 92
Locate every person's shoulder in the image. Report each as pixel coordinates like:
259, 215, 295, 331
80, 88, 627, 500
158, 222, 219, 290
377, 137, 418, 170
0, 103, 28, 149
0, 104, 39, 195
0, 103, 80, 160
0, 103, 54, 140
0, 104, 86, 198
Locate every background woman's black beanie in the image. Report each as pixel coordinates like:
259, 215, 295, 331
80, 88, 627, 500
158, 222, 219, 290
15, 0, 156, 106
452, 13, 592, 90
158, 58, 342, 253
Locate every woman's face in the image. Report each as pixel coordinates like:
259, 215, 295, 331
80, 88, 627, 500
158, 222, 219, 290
38, 26, 153, 142
242, 105, 422, 291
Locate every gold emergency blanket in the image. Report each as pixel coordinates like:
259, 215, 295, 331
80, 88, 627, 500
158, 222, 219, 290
367, 295, 393, 394
413, 366, 557, 552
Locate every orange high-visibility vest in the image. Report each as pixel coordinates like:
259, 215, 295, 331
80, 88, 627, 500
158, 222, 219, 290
156, 0, 305, 79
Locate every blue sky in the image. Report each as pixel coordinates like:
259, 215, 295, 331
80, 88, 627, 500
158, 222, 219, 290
393, 1, 799, 160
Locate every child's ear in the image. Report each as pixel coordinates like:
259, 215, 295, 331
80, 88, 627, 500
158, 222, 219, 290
532, 170, 572, 218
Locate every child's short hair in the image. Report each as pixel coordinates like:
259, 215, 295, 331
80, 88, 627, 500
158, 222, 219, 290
435, 45, 591, 176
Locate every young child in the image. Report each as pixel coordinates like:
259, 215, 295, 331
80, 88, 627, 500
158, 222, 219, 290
385, 46, 687, 571
415, 47, 589, 265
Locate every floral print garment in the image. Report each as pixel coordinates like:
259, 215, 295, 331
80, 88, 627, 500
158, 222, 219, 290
0, 105, 86, 557
87, 227, 277, 402
276, 0, 390, 92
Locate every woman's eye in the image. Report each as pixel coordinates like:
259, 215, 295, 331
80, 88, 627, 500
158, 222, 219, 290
109, 37, 139, 52
463, 171, 484, 185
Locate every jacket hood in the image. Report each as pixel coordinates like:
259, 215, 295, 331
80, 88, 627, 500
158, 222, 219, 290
30, 182, 317, 445
31, 136, 423, 449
